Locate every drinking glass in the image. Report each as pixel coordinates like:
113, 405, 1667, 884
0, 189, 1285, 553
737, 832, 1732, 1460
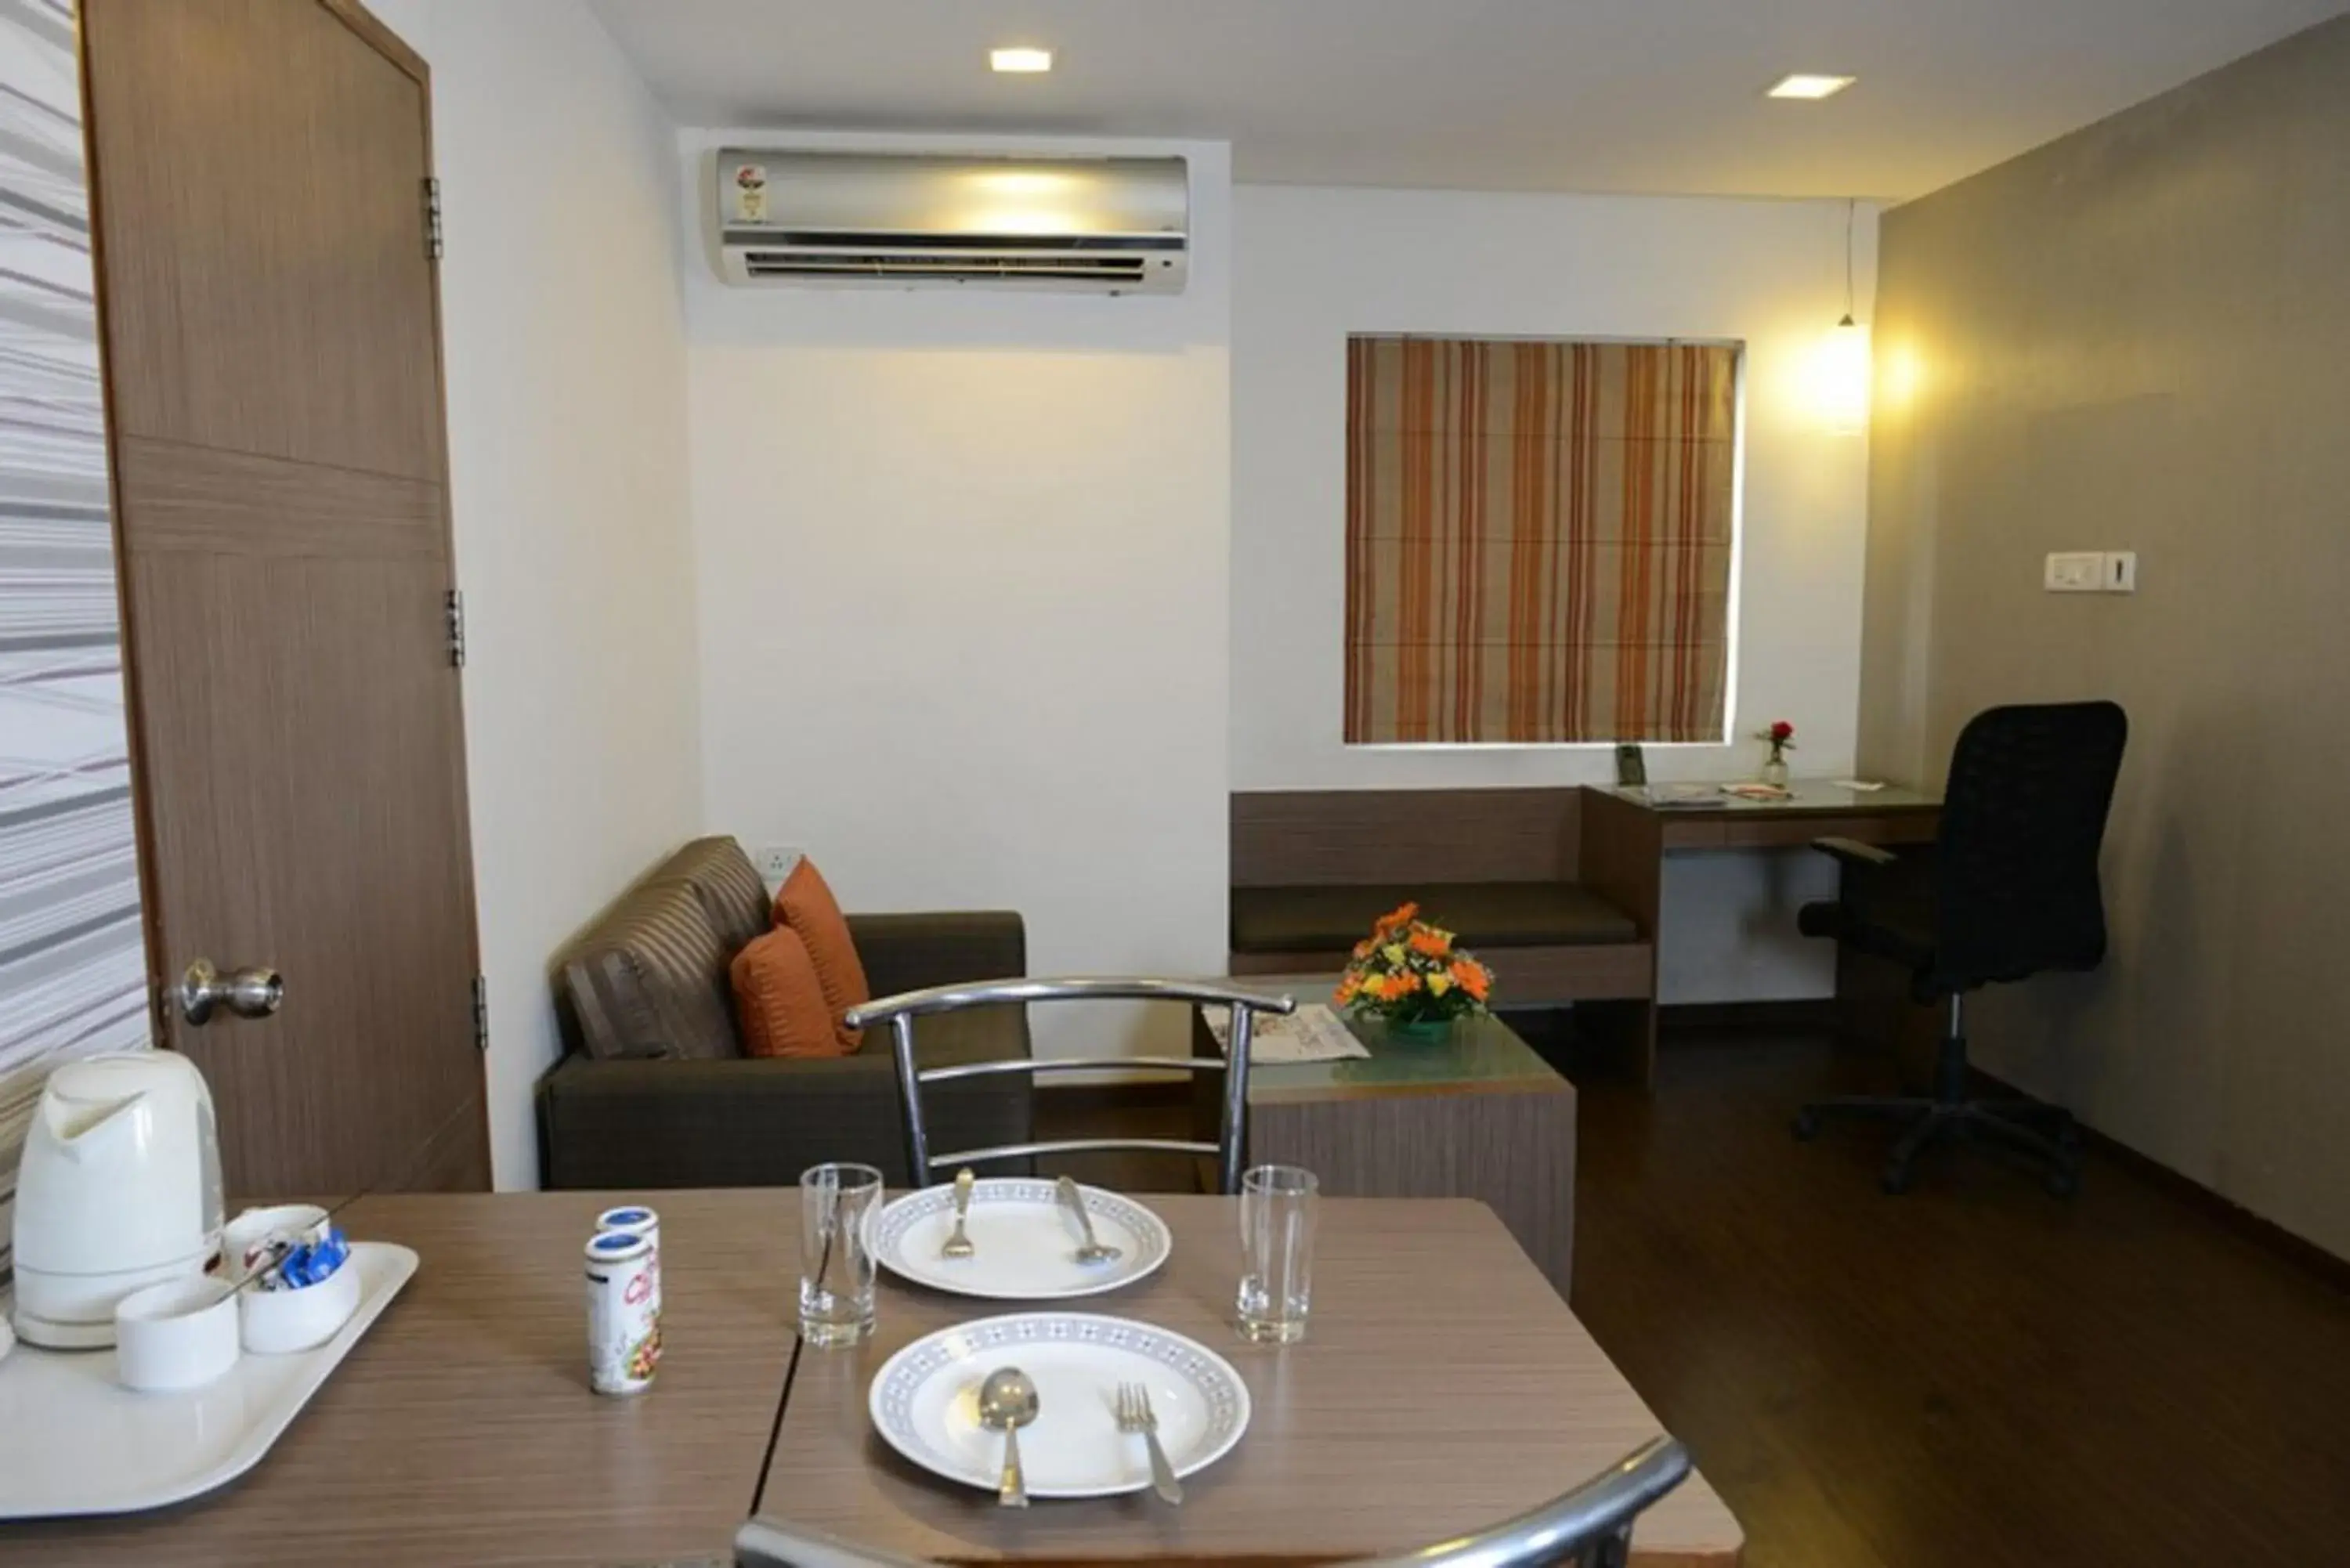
798, 1162, 882, 1347
1236, 1164, 1318, 1344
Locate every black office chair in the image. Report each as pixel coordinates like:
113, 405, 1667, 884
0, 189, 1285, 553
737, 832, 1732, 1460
1793, 701, 2128, 1196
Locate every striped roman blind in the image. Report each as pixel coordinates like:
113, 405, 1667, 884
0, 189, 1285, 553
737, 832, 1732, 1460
1344, 336, 1737, 744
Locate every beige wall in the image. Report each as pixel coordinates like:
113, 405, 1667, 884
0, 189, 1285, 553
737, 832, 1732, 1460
1862, 16, 2350, 1255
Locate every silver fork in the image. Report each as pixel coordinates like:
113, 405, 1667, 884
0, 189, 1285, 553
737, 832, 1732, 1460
939, 1168, 976, 1260
1115, 1382, 1182, 1505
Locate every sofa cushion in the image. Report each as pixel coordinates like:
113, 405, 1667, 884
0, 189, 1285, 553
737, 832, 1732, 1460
776, 859, 870, 1052
559, 879, 740, 1061
652, 836, 770, 953
1230, 881, 1638, 954
731, 927, 852, 1060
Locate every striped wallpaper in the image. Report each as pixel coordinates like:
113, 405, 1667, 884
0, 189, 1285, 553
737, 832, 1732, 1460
0, 0, 150, 1281
1344, 335, 1738, 745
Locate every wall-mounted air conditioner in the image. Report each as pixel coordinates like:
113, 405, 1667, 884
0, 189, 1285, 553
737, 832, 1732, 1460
713, 150, 1188, 295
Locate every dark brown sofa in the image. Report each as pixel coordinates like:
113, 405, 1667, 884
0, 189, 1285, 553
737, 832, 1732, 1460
535, 836, 1032, 1188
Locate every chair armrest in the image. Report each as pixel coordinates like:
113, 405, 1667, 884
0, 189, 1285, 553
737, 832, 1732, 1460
537, 1052, 903, 1189
847, 911, 1025, 998
1812, 836, 1900, 869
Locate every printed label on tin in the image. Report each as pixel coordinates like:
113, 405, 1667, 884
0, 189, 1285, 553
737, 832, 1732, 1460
587, 1258, 660, 1395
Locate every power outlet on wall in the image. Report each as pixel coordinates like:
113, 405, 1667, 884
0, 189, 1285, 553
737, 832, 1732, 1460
757, 845, 804, 883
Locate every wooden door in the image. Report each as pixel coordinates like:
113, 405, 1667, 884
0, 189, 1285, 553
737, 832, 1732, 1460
81, 0, 487, 1193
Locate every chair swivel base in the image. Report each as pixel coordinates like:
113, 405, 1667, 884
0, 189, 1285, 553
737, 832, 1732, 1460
1794, 1094, 2081, 1197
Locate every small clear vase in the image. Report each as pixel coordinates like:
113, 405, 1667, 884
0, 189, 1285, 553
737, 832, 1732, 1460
1761, 751, 1790, 788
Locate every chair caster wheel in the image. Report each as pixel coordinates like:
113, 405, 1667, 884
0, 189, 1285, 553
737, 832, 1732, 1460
2044, 1165, 2081, 1198
1880, 1163, 1915, 1195
1792, 1111, 1820, 1142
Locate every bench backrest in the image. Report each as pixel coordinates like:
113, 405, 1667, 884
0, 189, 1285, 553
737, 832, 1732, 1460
1231, 789, 1584, 888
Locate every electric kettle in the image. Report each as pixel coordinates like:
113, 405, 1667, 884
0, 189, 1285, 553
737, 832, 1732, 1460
10, 1050, 224, 1349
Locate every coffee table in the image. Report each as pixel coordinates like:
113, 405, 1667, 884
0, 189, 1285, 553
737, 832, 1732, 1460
1195, 980, 1576, 1292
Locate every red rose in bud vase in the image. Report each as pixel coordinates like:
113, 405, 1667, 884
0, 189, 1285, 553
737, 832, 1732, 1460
1755, 721, 1795, 787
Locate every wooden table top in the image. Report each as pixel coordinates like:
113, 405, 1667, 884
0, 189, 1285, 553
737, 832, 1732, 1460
8, 1190, 799, 1567
6, 1192, 1739, 1566
755, 1195, 1740, 1566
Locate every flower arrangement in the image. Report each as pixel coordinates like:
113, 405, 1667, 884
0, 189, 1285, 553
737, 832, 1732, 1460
1333, 903, 1493, 1031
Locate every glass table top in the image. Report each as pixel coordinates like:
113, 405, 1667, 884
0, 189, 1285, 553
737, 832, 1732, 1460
1231, 977, 1564, 1099
1598, 779, 1940, 815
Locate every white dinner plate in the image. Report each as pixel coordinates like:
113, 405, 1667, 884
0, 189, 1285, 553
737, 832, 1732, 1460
868, 1311, 1251, 1500
872, 1180, 1171, 1300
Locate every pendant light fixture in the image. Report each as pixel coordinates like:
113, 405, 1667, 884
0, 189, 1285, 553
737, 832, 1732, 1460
1816, 198, 1872, 435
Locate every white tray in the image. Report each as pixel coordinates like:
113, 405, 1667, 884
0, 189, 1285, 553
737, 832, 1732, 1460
0, 1240, 418, 1519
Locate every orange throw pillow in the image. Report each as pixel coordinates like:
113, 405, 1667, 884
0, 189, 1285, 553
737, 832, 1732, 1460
731, 927, 850, 1060
773, 858, 870, 1051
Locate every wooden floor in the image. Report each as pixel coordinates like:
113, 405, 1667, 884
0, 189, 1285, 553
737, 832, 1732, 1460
1043, 1027, 2350, 1566
1564, 1028, 2350, 1568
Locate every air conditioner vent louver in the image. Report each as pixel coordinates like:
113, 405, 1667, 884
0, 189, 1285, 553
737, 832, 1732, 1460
744, 251, 1155, 284
714, 150, 1188, 295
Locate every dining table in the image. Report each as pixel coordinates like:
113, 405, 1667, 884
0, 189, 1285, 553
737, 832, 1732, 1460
2, 1188, 1742, 1566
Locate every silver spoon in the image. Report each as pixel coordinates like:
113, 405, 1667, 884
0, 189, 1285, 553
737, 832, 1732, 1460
1055, 1175, 1123, 1266
978, 1367, 1039, 1508
940, 1167, 976, 1260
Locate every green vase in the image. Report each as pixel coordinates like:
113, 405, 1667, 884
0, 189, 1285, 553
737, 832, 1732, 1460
1384, 1014, 1454, 1044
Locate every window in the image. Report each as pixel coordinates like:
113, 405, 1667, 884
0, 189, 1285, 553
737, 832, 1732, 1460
1344, 336, 1737, 744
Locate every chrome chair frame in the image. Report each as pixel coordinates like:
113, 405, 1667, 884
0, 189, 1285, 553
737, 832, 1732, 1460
735, 1436, 1690, 1568
841, 976, 1297, 1196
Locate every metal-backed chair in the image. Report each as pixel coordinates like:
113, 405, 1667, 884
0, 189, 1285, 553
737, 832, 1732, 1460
734, 1435, 1690, 1568
841, 977, 1296, 1195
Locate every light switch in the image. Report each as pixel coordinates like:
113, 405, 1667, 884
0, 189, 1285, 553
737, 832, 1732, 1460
2105, 551, 2138, 593
2044, 552, 2103, 592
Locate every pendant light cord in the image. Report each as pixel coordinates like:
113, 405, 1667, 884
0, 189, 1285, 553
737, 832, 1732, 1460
1842, 197, 1856, 327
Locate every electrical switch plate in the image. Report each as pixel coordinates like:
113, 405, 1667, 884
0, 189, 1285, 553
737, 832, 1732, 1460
757, 845, 804, 883
2104, 551, 2137, 593
2044, 552, 2103, 593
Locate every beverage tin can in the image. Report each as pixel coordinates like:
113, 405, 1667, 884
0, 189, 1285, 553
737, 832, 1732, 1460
595, 1205, 660, 1299
584, 1230, 660, 1395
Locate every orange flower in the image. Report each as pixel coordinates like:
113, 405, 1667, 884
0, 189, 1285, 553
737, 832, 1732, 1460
1394, 970, 1423, 993
1408, 927, 1452, 958
1351, 938, 1375, 960
1332, 974, 1360, 1006
1374, 901, 1419, 934
1449, 958, 1491, 1002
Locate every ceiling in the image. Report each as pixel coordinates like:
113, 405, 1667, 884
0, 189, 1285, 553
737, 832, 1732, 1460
588, 0, 2350, 201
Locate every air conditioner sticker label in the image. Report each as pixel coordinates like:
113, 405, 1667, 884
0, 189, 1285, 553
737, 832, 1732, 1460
732, 163, 768, 223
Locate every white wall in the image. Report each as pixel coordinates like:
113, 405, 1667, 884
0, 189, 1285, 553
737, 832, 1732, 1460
684, 132, 1232, 1060
368, 0, 703, 1183
1231, 185, 1879, 1003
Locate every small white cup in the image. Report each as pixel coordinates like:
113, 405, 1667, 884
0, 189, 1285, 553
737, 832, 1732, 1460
114, 1277, 240, 1393
239, 1262, 360, 1354
222, 1202, 360, 1354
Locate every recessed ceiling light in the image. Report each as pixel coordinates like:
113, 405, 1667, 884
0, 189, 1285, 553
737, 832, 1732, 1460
1767, 73, 1856, 100
990, 46, 1053, 74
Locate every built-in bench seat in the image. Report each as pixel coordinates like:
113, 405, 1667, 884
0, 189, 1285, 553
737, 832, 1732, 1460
1227, 789, 1654, 1006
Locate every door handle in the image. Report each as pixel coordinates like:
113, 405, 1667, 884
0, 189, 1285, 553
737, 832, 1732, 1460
179, 959, 284, 1025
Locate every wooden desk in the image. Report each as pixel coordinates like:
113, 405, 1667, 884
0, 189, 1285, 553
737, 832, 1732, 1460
8, 1190, 800, 1566
755, 1195, 1740, 1566
1578, 781, 1941, 1084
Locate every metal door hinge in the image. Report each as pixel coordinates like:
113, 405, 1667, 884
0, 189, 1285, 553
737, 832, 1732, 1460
423, 176, 443, 261
445, 587, 465, 667
472, 974, 489, 1054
